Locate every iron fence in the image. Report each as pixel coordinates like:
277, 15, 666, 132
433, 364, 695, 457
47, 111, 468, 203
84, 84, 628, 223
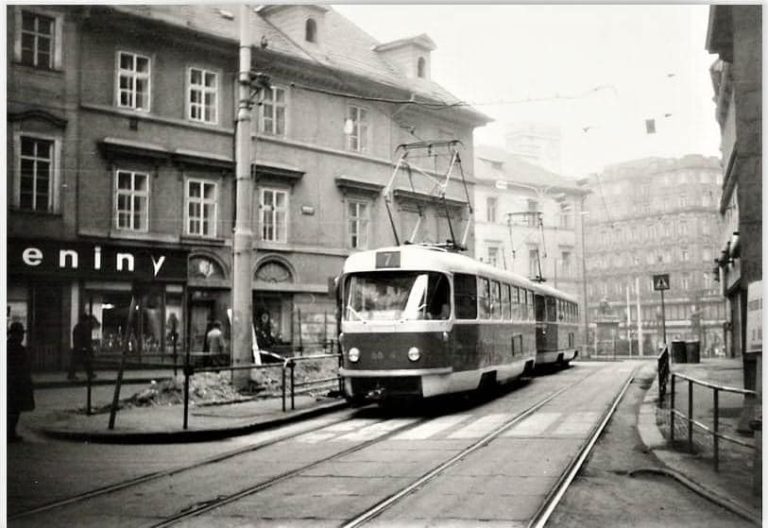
670, 372, 758, 471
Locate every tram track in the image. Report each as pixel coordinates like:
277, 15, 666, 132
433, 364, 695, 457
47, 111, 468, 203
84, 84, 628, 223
151, 366, 608, 527
9, 410, 362, 521
528, 365, 641, 528
13, 364, 622, 528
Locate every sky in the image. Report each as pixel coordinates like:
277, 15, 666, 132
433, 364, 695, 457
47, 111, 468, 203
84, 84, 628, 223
334, 4, 722, 178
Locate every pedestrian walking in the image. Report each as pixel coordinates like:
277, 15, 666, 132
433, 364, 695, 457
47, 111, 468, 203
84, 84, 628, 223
7, 322, 35, 442
205, 320, 226, 367
69, 313, 96, 380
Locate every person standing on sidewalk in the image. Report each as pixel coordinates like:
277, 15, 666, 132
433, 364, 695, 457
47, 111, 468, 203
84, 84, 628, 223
69, 313, 95, 380
7, 322, 35, 442
205, 321, 226, 367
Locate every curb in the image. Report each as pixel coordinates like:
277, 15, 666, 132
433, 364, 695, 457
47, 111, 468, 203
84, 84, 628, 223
34, 377, 164, 390
636, 372, 761, 525
37, 399, 349, 444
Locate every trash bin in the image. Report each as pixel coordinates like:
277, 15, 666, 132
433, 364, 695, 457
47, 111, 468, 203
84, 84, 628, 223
685, 341, 701, 363
672, 340, 687, 363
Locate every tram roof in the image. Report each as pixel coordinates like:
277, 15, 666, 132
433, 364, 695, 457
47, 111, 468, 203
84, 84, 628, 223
343, 244, 574, 301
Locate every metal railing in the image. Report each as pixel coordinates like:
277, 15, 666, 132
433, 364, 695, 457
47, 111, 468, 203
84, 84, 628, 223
81, 351, 343, 430
670, 372, 758, 471
657, 344, 670, 403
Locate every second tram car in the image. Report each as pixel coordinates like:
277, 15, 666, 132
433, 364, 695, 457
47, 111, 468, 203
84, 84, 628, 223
338, 245, 580, 402
533, 283, 580, 367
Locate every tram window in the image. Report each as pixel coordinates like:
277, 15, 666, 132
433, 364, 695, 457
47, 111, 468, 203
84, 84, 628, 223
527, 291, 534, 320
478, 278, 491, 319
343, 271, 451, 321
546, 297, 556, 322
534, 295, 545, 321
490, 281, 502, 320
501, 284, 511, 320
454, 273, 478, 320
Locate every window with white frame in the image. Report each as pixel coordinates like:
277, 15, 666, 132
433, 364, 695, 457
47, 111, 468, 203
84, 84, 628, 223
345, 106, 368, 153
115, 170, 149, 231
19, 10, 55, 69
487, 246, 499, 267
260, 188, 288, 242
186, 179, 218, 237
681, 273, 690, 290
561, 250, 572, 276
17, 135, 56, 212
117, 51, 150, 111
347, 200, 369, 249
260, 86, 286, 136
679, 220, 688, 236
486, 196, 497, 223
188, 68, 217, 124
681, 247, 689, 261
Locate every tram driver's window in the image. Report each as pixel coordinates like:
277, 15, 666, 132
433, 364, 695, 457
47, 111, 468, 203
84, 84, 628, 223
426, 273, 451, 319
453, 273, 477, 319
478, 277, 491, 319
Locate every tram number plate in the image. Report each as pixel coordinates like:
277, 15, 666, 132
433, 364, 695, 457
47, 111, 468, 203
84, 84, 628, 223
376, 251, 401, 269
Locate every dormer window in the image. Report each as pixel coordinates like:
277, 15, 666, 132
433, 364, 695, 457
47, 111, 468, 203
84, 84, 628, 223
417, 57, 426, 78
305, 18, 317, 43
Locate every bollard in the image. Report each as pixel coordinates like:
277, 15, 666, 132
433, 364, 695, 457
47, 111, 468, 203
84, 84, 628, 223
714, 388, 720, 471
670, 374, 676, 443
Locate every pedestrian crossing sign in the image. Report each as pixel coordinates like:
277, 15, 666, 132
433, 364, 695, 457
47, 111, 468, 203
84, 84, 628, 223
653, 274, 670, 291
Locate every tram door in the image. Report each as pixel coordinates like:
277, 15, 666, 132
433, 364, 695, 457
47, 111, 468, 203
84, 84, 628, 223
534, 295, 547, 351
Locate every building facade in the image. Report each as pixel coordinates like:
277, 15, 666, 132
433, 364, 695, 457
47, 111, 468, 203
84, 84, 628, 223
706, 5, 762, 365
580, 156, 726, 356
504, 122, 563, 175
474, 145, 588, 339
6, 5, 488, 371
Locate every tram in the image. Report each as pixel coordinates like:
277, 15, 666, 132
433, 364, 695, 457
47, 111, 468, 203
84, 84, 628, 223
533, 283, 580, 367
337, 244, 580, 402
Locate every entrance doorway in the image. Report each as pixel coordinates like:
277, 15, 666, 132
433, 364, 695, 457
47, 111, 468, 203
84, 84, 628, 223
254, 292, 292, 352
190, 300, 215, 352
29, 281, 64, 371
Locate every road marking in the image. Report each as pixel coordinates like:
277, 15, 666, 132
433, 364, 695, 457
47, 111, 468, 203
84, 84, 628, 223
552, 411, 598, 436
503, 412, 561, 437
336, 419, 418, 441
392, 414, 472, 440
448, 413, 509, 439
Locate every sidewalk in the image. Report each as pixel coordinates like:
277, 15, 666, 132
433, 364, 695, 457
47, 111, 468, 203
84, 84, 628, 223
637, 357, 762, 525
26, 368, 349, 444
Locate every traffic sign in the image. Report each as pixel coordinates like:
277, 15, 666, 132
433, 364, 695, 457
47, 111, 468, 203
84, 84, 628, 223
653, 274, 670, 291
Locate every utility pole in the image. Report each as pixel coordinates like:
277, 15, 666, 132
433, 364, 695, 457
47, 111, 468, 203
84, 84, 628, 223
232, 5, 269, 388
580, 203, 590, 358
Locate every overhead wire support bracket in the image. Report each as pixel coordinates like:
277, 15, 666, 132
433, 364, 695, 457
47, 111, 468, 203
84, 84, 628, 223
382, 140, 472, 252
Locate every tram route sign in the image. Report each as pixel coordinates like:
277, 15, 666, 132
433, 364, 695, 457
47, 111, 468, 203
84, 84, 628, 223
653, 274, 670, 291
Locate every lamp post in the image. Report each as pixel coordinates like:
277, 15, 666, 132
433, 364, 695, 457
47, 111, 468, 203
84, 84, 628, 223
231, 5, 270, 388
579, 205, 590, 358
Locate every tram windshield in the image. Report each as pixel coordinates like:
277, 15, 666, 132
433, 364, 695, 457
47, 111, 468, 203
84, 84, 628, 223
343, 272, 451, 321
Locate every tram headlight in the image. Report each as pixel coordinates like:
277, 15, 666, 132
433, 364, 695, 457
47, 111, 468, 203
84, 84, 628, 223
348, 347, 360, 363
408, 347, 421, 362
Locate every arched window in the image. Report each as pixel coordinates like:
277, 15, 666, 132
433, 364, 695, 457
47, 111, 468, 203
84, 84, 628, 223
255, 260, 292, 283
417, 57, 426, 78
305, 18, 317, 43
